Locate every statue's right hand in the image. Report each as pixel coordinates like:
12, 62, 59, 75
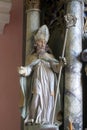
18, 66, 26, 75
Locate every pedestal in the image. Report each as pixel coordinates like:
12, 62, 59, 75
24, 124, 59, 130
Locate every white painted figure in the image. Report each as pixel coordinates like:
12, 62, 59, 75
18, 25, 66, 125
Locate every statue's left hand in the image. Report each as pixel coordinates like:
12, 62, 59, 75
59, 56, 67, 66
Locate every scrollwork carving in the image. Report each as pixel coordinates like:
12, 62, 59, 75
64, 13, 77, 28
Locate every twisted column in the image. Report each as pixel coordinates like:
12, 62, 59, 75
64, 0, 83, 130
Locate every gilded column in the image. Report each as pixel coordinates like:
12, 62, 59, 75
64, 0, 83, 130
25, 0, 40, 64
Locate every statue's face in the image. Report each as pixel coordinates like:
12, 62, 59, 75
36, 39, 46, 53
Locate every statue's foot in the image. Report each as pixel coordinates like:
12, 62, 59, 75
24, 118, 34, 125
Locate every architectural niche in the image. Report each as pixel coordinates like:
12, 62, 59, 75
0, 0, 12, 34
41, 0, 65, 32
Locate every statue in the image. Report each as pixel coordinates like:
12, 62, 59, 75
18, 25, 66, 125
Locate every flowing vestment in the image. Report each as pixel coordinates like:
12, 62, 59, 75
20, 52, 61, 124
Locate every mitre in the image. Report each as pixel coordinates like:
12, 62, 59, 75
34, 25, 50, 43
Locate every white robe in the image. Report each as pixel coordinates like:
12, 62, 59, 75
19, 53, 61, 124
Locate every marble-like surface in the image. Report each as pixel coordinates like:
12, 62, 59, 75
26, 9, 40, 56
64, 0, 83, 130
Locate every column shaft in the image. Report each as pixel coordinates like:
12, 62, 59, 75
64, 1, 83, 130
25, 0, 40, 64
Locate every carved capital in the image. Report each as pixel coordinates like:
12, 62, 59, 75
65, 0, 83, 4
26, 0, 40, 10
64, 13, 77, 28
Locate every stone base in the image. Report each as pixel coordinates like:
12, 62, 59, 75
24, 124, 59, 130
